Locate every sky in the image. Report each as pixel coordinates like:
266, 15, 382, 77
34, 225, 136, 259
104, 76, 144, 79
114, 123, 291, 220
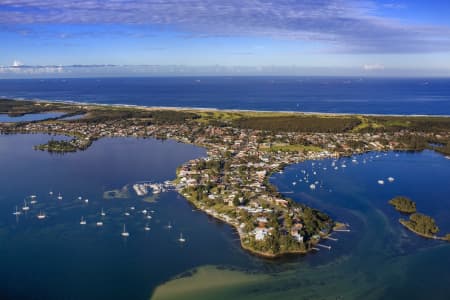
1, 0, 450, 77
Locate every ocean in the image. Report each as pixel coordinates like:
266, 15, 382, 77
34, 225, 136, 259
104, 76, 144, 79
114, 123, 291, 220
1, 77, 450, 115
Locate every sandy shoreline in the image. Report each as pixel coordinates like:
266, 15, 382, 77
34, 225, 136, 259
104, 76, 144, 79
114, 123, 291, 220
2, 96, 450, 118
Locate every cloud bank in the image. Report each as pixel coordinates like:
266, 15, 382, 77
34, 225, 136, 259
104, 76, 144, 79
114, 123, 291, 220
0, 0, 450, 53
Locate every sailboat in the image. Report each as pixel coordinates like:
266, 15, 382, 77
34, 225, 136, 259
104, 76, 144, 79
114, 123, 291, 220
37, 211, 46, 220
30, 195, 37, 204
49, 190, 53, 196
121, 224, 130, 237
144, 224, 151, 231
12, 206, 22, 216
167, 222, 172, 229
178, 233, 186, 243
57, 193, 63, 200
96, 221, 103, 226
101, 208, 106, 217
80, 216, 87, 225
22, 200, 30, 211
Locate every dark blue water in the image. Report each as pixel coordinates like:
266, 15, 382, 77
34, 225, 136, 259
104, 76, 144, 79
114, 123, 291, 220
0, 112, 64, 122
1, 77, 450, 115
0, 135, 261, 300
1, 134, 450, 299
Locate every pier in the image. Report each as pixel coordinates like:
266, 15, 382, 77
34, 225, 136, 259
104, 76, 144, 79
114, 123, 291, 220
317, 244, 331, 250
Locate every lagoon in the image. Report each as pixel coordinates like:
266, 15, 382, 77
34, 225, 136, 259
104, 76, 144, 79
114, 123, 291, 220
0, 134, 260, 300
0, 112, 65, 123
1, 134, 450, 299
154, 150, 450, 300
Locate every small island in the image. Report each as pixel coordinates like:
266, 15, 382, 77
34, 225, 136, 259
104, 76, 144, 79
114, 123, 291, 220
388, 195, 450, 242
400, 213, 439, 238
389, 196, 416, 214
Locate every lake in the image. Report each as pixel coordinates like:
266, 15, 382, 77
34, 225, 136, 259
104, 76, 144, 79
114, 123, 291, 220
1, 134, 450, 299
154, 150, 450, 299
0, 134, 261, 300
0, 112, 65, 123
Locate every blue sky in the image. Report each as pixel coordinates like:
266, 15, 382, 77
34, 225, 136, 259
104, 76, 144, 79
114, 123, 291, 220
1, 0, 450, 77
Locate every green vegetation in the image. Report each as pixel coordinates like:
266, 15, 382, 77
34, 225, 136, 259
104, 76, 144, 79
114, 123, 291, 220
0, 98, 84, 117
34, 138, 93, 153
400, 213, 439, 237
233, 115, 361, 133
82, 108, 198, 125
388, 196, 416, 213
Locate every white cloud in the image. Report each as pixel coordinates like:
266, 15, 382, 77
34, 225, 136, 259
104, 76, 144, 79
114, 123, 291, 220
363, 63, 385, 71
12, 60, 23, 67
0, 0, 449, 53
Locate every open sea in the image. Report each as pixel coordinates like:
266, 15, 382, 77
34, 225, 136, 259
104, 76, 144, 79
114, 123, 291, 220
0, 77, 450, 115
1, 77, 450, 299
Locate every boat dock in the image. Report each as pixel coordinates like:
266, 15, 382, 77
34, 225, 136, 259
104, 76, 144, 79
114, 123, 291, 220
317, 243, 331, 250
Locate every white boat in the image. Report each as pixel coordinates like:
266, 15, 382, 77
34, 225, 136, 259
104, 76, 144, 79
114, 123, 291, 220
124, 212, 130, 216
146, 215, 152, 219
167, 222, 173, 229
22, 200, 30, 211
96, 221, 103, 227
84, 198, 89, 203
309, 184, 316, 190
78, 196, 82, 200
57, 193, 63, 200
144, 224, 151, 231
80, 216, 87, 225
37, 211, 46, 220
49, 191, 53, 196
101, 208, 106, 217
292, 182, 297, 186
377, 180, 385, 185
130, 206, 135, 210
388, 177, 395, 182
178, 233, 186, 243
142, 209, 147, 214
121, 224, 130, 237
30, 199, 37, 205
13, 206, 22, 216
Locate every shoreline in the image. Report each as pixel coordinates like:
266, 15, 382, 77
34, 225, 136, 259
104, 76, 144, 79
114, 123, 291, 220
2, 96, 450, 118
2, 98, 449, 258
399, 220, 449, 242
181, 192, 311, 258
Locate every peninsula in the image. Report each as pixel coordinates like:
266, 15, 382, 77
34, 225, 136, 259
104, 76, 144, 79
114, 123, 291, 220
2, 98, 450, 257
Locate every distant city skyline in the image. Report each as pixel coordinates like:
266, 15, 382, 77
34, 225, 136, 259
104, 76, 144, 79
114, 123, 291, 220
1, 0, 450, 77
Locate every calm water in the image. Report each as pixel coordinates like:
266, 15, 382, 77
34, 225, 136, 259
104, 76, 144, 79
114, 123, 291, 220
0, 112, 64, 122
1, 77, 450, 115
1, 134, 450, 299
0, 135, 260, 300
